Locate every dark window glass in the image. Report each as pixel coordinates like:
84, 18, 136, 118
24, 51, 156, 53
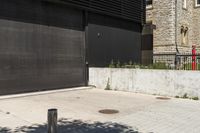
146, 0, 152, 6
198, 0, 200, 4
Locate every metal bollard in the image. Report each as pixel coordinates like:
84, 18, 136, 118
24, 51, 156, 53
47, 109, 58, 133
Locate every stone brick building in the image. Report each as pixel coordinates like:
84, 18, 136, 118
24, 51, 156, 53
146, 0, 200, 54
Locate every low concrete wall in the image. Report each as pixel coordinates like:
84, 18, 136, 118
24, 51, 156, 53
89, 68, 200, 97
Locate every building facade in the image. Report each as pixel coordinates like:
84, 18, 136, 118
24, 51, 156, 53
0, 0, 145, 95
146, 0, 200, 54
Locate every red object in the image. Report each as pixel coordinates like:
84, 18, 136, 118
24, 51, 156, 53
192, 45, 197, 70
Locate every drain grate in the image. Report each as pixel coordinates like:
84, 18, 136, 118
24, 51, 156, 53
156, 97, 171, 100
99, 109, 119, 114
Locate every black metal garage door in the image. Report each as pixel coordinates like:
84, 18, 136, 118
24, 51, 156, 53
0, 0, 86, 95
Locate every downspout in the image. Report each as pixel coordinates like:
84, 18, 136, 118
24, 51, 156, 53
175, 0, 179, 53
175, 0, 180, 69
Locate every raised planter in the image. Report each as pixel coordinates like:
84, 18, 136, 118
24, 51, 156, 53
89, 68, 200, 98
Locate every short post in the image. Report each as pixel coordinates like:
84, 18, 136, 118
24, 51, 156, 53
48, 109, 58, 133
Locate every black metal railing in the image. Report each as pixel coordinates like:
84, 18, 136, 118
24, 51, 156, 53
153, 53, 200, 70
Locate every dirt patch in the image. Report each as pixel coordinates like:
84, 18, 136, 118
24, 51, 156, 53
156, 97, 171, 100
99, 109, 119, 114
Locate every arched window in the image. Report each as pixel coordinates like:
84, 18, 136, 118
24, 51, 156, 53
181, 26, 188, 45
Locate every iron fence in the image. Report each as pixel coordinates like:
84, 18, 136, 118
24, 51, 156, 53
153, 53, 200, 70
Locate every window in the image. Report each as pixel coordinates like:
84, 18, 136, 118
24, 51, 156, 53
181, 26, 188, 45
183, 0, 187, 9
195, 0, 200, 7
146, 0, 153, 9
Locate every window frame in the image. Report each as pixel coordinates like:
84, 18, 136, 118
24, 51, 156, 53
183, 0, 187, 9
195, 0, 200, 7
146, 0, 153, 9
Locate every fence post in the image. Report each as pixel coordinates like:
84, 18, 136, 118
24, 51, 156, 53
175, 53, 180, 70
48, 109, 58, 133
192, 45, 196, 71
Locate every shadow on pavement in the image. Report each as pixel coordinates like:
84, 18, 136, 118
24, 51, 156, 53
0, 118, 139, 133
0, 127, 11, 133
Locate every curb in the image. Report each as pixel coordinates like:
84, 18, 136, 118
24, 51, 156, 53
0, 86, 93, 100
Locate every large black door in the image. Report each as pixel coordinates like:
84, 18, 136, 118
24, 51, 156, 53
0, 0, 86, 95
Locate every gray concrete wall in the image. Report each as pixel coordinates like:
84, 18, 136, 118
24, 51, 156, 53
89, 68, 200, 97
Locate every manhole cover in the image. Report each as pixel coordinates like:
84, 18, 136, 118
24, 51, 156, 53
156, 97, 171, 100
99, 109, 119, 114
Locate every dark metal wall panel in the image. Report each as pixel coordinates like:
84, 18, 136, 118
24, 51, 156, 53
0, 0, 86, 95
142, 23, 153, 50
142, 34, 153, 50
44, 0, 146, 24
88, 23, 141, 67
0, 0, 84, 31
88, 12, 140, 31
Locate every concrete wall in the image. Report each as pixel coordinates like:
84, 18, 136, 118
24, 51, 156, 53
89, 68, 200, 97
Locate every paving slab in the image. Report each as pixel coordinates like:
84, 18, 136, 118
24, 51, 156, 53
0, 88, 200, 133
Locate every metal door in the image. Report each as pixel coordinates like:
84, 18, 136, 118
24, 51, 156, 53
0, 0, 86, 95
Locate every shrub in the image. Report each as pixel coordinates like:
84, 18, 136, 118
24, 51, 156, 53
108, 60, 171, 70
152, 62, 169, 69
182, 93, 188, 99
175, 96, 180, 98
109, 60, 115, 68
192, 97, 199, 101
105, 78, 111, 90
116, 60, 121, 68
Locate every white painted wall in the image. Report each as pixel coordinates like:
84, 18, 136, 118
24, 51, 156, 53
89, 68, 200, 97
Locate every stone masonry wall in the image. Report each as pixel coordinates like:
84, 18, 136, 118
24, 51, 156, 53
176, 0, 193, 53
152, 0, 176, 53
146, 0, 200, 54
192, 2, 200, 52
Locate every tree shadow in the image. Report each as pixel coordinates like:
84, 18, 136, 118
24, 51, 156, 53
0, 118, 139, 133
0, 127, 11, 133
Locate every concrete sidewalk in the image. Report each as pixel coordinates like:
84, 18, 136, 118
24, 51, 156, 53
0, 88, 200, 133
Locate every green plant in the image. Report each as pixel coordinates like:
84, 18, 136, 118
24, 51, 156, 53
147, 64, 154, 69
182, 93, 188, 99
105, 78, 111, 90
129, 60, 133, 66
175, 96, 180, 98
108, 60, 172, 70
175, 94, 199, 101
183, 63, 200, 70
116, 60, 121, 68
109, 60, 115, 68
191, 97, 199, 101
152, 62, 169, 69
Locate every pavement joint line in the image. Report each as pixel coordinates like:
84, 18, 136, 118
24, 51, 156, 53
8, 112, 33, 125
0, 86, 93, 100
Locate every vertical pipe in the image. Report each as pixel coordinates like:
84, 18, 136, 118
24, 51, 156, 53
175, 0, 179, 53
48, 109, 58, 133
175, 0, 179, 70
